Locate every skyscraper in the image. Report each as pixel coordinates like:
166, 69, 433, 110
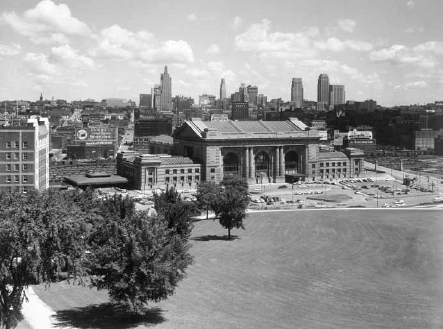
329, 85, 346, 107
151, 85, 161, 110
247, 85, 258, 105
291, 78, 303, 108
159, 66, 172, 112
220, 78, 226, 99
239, 83, 249, 103
317, 74, 330, 111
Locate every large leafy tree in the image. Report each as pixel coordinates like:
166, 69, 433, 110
214, 175, 250, 240
194, 181, 221, 219
0, 187, 196, 328
85, 193, 193, 313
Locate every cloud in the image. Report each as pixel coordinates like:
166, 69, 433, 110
206, 44, 220, 54
207, 61, 236, 81
0, 43, 21, 57
23, 53, 57, 76
314, 37, 373, 52
185, 67, 210, 80
394, 80, 428, 90
51, 45, 94, 69
369, 44, 437, 68
338, 19, 356, 33
187, 13, 197, 21
406, 1, 415, 9
231, 16, 241, 29
413, 41, 443, 55
0, 0, 91, 44
235, 19, 312, 52
90, 24, 194, 64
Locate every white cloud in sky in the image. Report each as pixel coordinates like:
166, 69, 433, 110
90, 24, 194, 64
206, 44, 220, 54
406, 1, 415, 10
395, 80, 427, 90
369, 44, 438, 68
338, 19, 356, 33
0, 0, 91, 44
232, 16, 242, 29
51, 45, 94, 69
187, 13, 197, 21
0, 43, 21, 57
314, 37, 373, 52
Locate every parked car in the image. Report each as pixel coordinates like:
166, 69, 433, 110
381, 203, 391, 208
278, 185, 288, 189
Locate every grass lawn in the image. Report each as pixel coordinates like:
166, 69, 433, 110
27, 209, 443, 328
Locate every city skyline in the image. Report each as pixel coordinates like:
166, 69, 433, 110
1, 0, 443, 106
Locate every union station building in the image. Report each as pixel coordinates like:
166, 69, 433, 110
116, 118, 364, 191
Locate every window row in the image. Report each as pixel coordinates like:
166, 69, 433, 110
6, 141, 28, 149
5, 164, 29, 171
319, 161, 347, 168
5, 175, 30, 183
319, 168, 347, 174
165, 175, 200, 183
165, 168, 200, 174
4, 186, 29, 193
5, 153, 29, 160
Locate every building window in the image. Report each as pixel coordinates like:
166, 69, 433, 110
195, 175, 199, 181
14, 153, 19, 160
13, 141, 19, 149
312, 164, 316, 169
188, 169, 192, 173
180, 169, 185, 174
22, 141, 28, 149
210, 168, 215, 173
326, 162, 329, 167
320, 169, 323, 174
23, 164, 28, 171
14, 175, 19, 183
148, 178, 153, 183
332, 162, 335, 167
342, 162, 346, 166
6, 164, 11, 171
23, 176, 28, 183
23, 186, 28, 193
180, 176, 184, 181
6, 153, 11, 160
188, 175, 192, 181
195, 168, 200, 173
6, 141, 11, 148
320, 163, 324, 167
173, 169, 177, 174
165, 177, 170, 183
14, 164, 19, 171
165, 169, 170, 174
22, 153, 28, 160
6, 176, 11, 183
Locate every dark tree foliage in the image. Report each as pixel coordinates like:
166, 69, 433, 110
153, 187, 199, 239
85, 193, 193, 313
214, 175, 250, 240
0, 187, 195, 328
194, 181, 221, 219
0, 189, 90, 329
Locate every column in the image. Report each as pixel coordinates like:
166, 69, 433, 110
250, 147, 255, 180
245, 147, 249, 179
275, 147, 280, 177
280, 147, 285, 176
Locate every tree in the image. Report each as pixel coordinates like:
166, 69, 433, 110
214, 175, 249, 240
0, 189, 90, 329
153, 187, 198, 239
195, 181, 220, 219
86, 192, 194, 313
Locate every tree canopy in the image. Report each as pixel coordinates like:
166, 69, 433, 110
0, 187, 195, 329
213, 175, 250, 240
195, 181, 221, 219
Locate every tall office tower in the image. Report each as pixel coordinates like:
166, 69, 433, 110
291, 78, 304, 108
239, 83, 249, 103
317, 74, 330, 111
0, 117, 49, 193
151, 85, 162, 110
329, 85, 346, 107
220, 78, 226, 99
159, 65, 172, 112
247, 85, 258, 105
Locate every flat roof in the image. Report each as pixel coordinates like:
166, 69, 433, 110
63, 174, 128, 187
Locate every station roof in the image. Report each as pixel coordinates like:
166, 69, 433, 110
63, 174, 128, 187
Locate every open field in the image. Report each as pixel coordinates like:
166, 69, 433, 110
23, 209, 443, 329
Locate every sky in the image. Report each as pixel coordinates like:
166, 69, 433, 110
0, 0, 443, 106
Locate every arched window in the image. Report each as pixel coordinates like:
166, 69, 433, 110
223, 153, 240, 175
285, 151, 299, 174
255, 151, 270, 174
